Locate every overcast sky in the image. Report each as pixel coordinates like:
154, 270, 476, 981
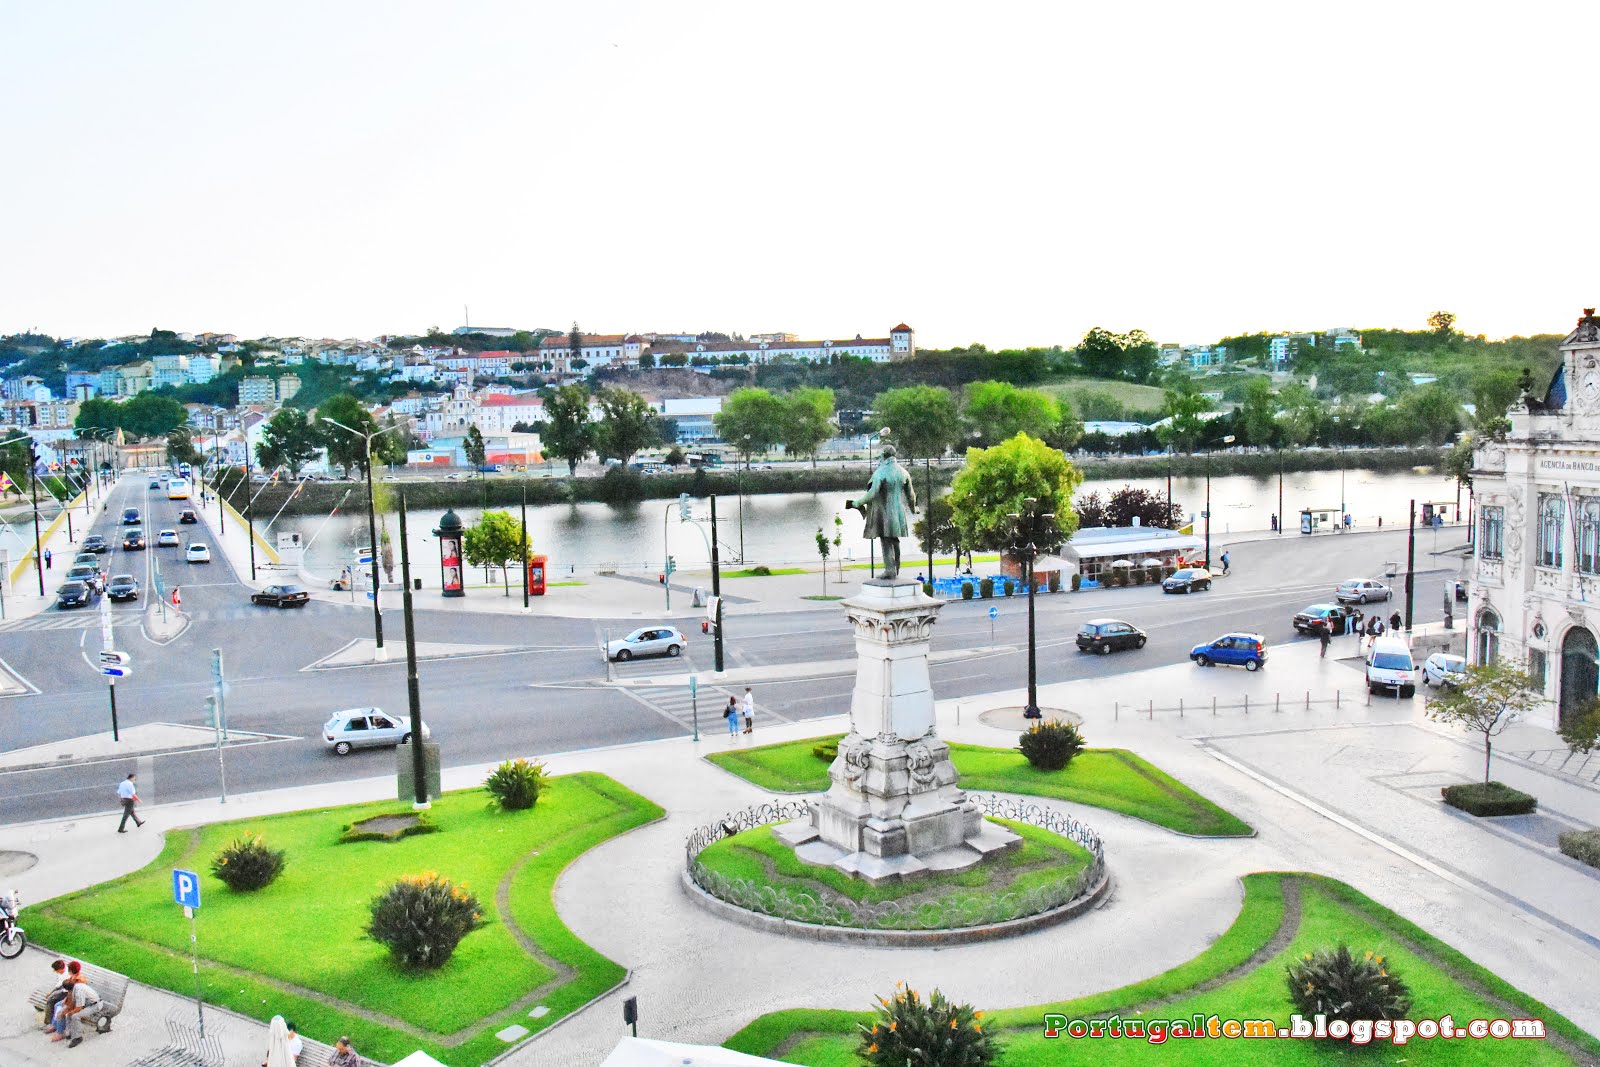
3, 1, 1595, 348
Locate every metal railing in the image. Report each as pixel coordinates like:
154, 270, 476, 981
1110, 686, 1420, 720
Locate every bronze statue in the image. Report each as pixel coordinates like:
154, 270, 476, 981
848, 440, 917, 580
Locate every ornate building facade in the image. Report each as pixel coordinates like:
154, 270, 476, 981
1469, 308, 1600, 730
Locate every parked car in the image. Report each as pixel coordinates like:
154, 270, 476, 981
56, 581, 93, 609
251, 584, 310, 608
1336, 578, 1392, 603
107, 574, 140, 601
1367, 636, 1419, 697
606, 626, 689, 661
1190, 633, 1267, 671
81, 534, 109, 553
122, 528, 145, 550
1423, 652, 1467, 688
121, 507, 141, 525
1293, 603, 1359, 635
186, 543, 211, 564
66, 564, 102, 590
322, 707, 429, 756
1162, 567, 1213, 594
157, 529, 180, 547
1076, 619, 1147, 654
178, 509, 199, 525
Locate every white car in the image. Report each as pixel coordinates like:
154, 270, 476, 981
606, 626, 689, 661
1423, 653, 1467, 688
186, 543, 211, 564
1366, 636, 1419, 697
157, 529, 180, 547
1336, 578, 1392, 603
323, 707, 430, 755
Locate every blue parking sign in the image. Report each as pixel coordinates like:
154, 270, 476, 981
173, 869, 202, 909
988, 606, 998, 619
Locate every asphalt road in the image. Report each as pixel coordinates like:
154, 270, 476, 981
0, 475, 1464, 824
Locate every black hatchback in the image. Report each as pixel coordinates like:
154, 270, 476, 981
1076, 618, 1148, 654
57, 581, 93, 608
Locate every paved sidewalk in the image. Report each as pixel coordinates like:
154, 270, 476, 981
2, 484, 98, 623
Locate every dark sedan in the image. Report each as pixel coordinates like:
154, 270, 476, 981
178, 508, 199, 525
1076, 618, 1148, 654
251, 584, 311, 608
82, 535, 109, 553
1293, 603, 1359, 635
56, 581, 93, 608
1162, 567, 1213, 594
107, 574, 140, 601
122, 528, 146, 550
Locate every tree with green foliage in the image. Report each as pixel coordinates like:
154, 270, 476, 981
1072, 389, 1126, 422
637, 349, 656, 370
780, 387, 835, 466
166, 429, 203, 468
74, 397, 122, 434
544, 384, 595, 475
814, 527, 831, 595
594, 387, 659, 466
377, 415, 411, 467
1470, 369, 1519, 440
1157, 383, 1211, 454
1074, 485, 1184, 529
1445, 437, 1475, 490
464, 425, 488, 472
315, 393, 380, 474
256, 408, 322, 476
714, 387, 786, 465
912, 492, 965, 570
1428, 310, 1457, 336
962, 381, 1061, 446
1426, 660, 1541, 784
463, 509, 529, 596
873, 385, 959, 461
947, 433, 1082, 551
1399, 383, 1463, 444
1076, 327, 1126, 379
1276, 383, 1325, 448
1238, 376, 1279, 447
568, 322, 583, 366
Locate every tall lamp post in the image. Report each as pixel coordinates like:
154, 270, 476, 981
1007, 497, 1057, 721
1203, 434, 1236, 568
324, 418, 401, 661
0, 434, 41, 594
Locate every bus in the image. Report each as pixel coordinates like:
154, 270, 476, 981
166, 478, 191, 500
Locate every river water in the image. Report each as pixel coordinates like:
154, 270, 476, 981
279, 466, 1467, 580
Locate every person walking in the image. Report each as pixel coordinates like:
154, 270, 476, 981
1317, 621, 1331, 658
742, 687, 755, 736
1389, 610, 1403, 634
116, 773, 144, 832
43, 547, 52, 570
1219, 550, 1230, 576
724, 697, 740, 738
171, 586, 181, 610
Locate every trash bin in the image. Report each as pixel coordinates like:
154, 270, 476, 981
692, 587, 706, 607
413, 578, 422, 591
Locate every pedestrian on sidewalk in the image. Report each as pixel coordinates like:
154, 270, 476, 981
1220, 550, 1230, 576
1389, 610, 1402, 634
116, 773, 144, 832
743, 686, 755, 735
171, 586, 181, 610
724, 697, 740, 738
1317, 622, 1331, 658
43, 547, 52, 570
261, 1015, 294, 1067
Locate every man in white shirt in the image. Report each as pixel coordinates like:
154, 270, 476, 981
53, 981, 101, 1046
742, 687, 755, 736
116, 773, 144, 832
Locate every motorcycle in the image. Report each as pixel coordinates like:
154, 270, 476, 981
0, 889, 25, 959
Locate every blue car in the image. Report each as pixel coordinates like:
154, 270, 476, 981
1190, 633, 1267, 671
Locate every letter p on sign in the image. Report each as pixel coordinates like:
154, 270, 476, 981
173, 869, 201, 909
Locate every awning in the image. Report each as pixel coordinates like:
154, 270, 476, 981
1065, 533, 1203, 560
601, 1037, 794, 1066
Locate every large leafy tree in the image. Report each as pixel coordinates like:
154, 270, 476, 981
315, 393, 379, 474
872, 385, 959, 461
462, 509, 530, 596
595, 387, 659, 465
1157, 383, 1211, 454
962, 381, 1061, 446
1428, 310, 1457, 336
166, 429, 203, 468
1426, 661, 1541, 784
256, 408, 322, 476
1076, 327, 1126, 379
714, 387, 785, 464
1238, 376, 1279, 448
464, 425, 488, 471
1074, 485, 1184, 530
780, 387, 835, 466
1399, 383, 1463, 445
544, 384, 595, 475
947, 433, 1083, 551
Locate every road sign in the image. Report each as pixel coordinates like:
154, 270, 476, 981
98, 650, 130, 666
366, 591, 376, 600
988, 606, 998, 619
172, 869, 201, 909
101, 665, 130, 678
356, 546, 375, 565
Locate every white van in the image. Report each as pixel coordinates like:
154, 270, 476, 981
1366, 636, 1418, 698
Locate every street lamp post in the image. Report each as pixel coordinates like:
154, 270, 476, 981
397, 492, 430, 809
1008, 497, 1055, 721
325, 418, 401, 661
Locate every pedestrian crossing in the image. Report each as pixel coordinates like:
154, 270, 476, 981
625, 682, 738, 733
0, 613, 138, 633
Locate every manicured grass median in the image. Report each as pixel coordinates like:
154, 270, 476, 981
707, 736, 1252, 837
26, 773, 662, 1065
724, 872, 1600, 1065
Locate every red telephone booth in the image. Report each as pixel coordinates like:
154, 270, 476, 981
526, 554, 548, 596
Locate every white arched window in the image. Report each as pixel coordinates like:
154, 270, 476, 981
1538, 494, 1565, 569
1476, 609, 1501, 665
1580, 499, 1600, 574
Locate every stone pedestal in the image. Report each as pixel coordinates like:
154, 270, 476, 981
773, 577, 1019, 882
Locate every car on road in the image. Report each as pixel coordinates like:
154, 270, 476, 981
121, 507, 141, 526
1367, 636, 1418, 697
1162, 567, 1213, 594
178, 509, 198, 525
1190, 633, 1267, 671
1423, 652, 1467, 688
186, 543, 211, 563
157, 529, 180, 547
149, 479, 161, 489
107, 574, 140, 601
606, 626, 689, 661
73, 552, 100, 569
81, 535, 109, 553
1293, 603, 1360, 635
66, 564, 102, 590
122, 528, 145, 550
56, 581, 93, 609
1336, 578, 1391, 603
323, 707, 430, 756
1076, 619, 1147, 654
251, 584, 310, 608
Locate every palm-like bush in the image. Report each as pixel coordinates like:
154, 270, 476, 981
368, 872, 482, 969
1018, 719, 1086, 771
1286, 945, 1412, 1023
484, 758, 548, 811
210, 833, 286, 892
858, 984, 998, 1066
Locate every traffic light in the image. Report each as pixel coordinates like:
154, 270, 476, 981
666, 555, 676, 575
678, 492, 692, 521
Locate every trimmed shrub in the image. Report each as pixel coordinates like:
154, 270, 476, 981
1018, 719, 1086, 771
1558, 828, 1600, 869
210, 833, 286, 892
813, 739, 839, 762
484, 758, 548, 811
1441, 781, 1537, 816
368, 872, 482, 969
751, 564, 773, 576
1130, 569, 1145, 586
341, 813, 438, 844
1107, 571, 1125, 588
1163, 564, 1178, 578
980, 577, 994, 599
1047, 571, 1060, 593
1558, 701, 1600, 755
1070, 573, 1081, 591
961, 581, 974, 600
1286, 946, 1412, 1027
922, 580, 934, 597
859, 985, 998, 1067
1003, 578, 1016, 597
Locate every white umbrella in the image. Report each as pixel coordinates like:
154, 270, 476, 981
1108, 558, 1134, 568
601, 1038, 795, 1066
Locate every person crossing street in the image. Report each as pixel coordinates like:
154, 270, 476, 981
116, 773, 144, 832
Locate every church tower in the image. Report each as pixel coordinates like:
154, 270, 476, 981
889, 323, 915, 361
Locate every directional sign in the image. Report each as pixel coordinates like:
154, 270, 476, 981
357, 554, 375, 565
356, 547, 375, 565
99, 650, 130, 666
172, 869, 201, 909
366, 591, 376, 600
988, 606, 998, 619
100, 665, 129, 678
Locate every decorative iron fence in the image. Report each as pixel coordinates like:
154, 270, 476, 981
685, 795, 1105, 931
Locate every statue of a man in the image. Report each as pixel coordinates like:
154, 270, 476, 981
848, 442, 917, 580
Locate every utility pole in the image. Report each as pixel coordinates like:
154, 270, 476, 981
1405, 498, 1416, 632
398, 493, 429, 809
520, 486, 530, 611
710, 494, 724, 673
925, 456, 935, 581
29, 441, 44, 596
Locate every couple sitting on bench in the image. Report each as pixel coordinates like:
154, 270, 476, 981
40, 960, 104, 1048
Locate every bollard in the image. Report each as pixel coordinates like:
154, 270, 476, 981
1336, 689, 1341, 709
1148, 699, 1153, 720
1306, 690, 1310, 711
1212, 695, 1217, 716
1365, 687, 1371, 707
1274, 692, 1280, 713
1114, 701, 1119, 721
1244, 694, 1249, 714
1179, 697, 1184, 718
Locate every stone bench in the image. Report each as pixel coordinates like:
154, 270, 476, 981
28, 962, 130, 1034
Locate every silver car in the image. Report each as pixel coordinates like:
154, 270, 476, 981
1335, 578, 1391, 603
323, 707, 430, 756
606, 626, 689, 661
1423, 653, 1467, 687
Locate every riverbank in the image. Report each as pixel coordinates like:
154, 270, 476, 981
216, 446, 1449, 519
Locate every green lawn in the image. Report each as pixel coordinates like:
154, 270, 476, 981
706, 737, 1252, 837
726, 566, 808, 577
1038, 378, 1168, 416
724, 872, 1600, 1065
25, 773, 662, 1065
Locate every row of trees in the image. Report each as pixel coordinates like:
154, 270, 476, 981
537, 385, 670, 475
711, 387, 838, 466
255, 393, 410, 476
